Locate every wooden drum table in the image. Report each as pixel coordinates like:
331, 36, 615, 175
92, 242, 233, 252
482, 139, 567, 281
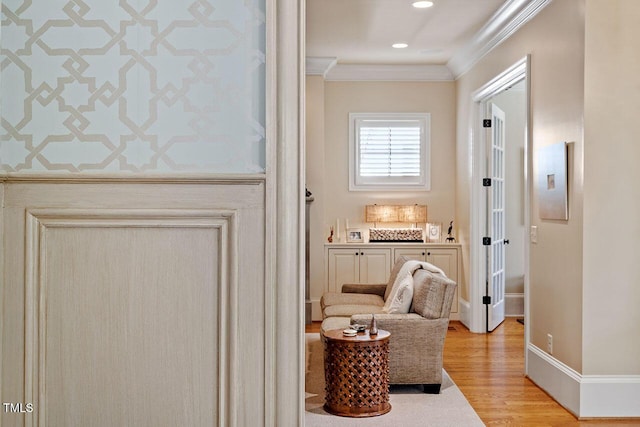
322, 329, 391, 417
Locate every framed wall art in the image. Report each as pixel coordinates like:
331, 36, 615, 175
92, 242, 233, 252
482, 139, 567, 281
537, 142, 568, 220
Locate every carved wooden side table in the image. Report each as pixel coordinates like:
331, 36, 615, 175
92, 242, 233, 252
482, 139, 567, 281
322, 329, 391, 417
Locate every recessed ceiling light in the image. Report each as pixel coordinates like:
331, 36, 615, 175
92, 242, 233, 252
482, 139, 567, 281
412, 1, 434, 8
392, 43, 408, 49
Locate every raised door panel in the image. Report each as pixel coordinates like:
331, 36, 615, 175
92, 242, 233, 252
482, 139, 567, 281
427, 248, 459, 313
43, 226, 219, 426
426, 248, 458, 282
327, 249, 359, 292
17, 209, 232, 427
2, 181, 266, 427
359, 249, 392, 284
394, 248, 427, 262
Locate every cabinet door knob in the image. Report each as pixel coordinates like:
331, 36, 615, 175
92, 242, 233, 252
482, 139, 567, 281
422, 252, 425, 256
360, 252, 364, 255
427, 252, 431, 256
355, 252, 359, 255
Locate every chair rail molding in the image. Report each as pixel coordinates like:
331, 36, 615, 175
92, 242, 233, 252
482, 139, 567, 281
0, 173, 266, 185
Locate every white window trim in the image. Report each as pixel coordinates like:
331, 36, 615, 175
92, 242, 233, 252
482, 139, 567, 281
349, 112, 431, 191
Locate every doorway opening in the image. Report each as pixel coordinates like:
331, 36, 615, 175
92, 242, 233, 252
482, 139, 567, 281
467, 57, 530, 344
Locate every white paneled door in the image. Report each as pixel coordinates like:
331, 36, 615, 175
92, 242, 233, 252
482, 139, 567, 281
487, 103, 506, 331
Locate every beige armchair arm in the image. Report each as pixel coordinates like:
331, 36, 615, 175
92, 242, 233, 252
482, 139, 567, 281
341, 283, 387, 297
350, 313, 450, 387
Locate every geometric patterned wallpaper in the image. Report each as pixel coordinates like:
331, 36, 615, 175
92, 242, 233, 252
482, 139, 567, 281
1, 0, 265, 173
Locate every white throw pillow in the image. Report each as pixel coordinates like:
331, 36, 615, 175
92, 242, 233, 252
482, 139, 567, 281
382, 270, 414, 314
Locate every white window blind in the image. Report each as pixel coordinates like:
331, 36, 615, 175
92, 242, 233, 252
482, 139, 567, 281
359, 122, 421, 177
349, 113, 430, 191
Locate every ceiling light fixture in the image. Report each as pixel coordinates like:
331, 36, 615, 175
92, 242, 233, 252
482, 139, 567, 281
412, 1, 434, 8
392, 43, 408, 49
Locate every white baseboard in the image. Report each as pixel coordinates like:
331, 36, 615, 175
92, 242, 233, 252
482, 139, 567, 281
527, 344, 640, 418
580, 375, 640, 417
458, 298, 472, 330
457, 296, 518, 333
311, 299, 322, 321
527, 344, 581, 416
505, 293, 524, 317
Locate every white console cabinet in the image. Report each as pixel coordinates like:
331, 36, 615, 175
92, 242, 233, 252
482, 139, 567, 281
326, 248, 392, 293
324, 243, 460, 317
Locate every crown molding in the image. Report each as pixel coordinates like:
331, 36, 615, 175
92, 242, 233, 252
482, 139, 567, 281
322, 63, 454, 82
305, 57, 337, 77
447, 0, 551, 79
305, 0, 550, 82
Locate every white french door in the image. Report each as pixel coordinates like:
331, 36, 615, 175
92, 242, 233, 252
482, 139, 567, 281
487, 103, 506, 331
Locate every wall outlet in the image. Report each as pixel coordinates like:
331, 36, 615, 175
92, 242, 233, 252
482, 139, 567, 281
530, 226, 538, 244
547, 333, 553, 354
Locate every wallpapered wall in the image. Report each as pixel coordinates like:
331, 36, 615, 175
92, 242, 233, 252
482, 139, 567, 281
1, 0, 265, 173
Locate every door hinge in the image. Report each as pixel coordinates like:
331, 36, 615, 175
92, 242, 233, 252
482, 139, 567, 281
483, 119, 492, 128
483, 178, 492, 187
483, 295, 492, 305
482, 237, 492, 246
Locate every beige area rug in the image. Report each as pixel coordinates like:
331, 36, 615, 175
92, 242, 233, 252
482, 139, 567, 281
305, 333, 484, 427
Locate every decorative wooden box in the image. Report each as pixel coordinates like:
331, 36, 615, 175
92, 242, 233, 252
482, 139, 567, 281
369, 228, 423, 242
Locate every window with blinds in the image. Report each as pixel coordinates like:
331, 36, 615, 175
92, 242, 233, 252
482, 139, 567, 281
349, 113, 431, 191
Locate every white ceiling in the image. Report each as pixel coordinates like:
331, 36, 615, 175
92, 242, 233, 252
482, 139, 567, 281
305, 0, 549, 80
306, 0, 506, 66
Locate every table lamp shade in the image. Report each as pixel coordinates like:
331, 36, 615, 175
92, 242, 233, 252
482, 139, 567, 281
365, 204, 427, 223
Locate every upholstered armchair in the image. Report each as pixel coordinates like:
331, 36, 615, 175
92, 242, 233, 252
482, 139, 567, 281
352, 269, 456, 393
320, 259, 457, 393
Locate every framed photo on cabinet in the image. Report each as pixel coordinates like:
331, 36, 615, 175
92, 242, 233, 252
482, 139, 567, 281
346, 228, 364, 243
427, 223, 442, 243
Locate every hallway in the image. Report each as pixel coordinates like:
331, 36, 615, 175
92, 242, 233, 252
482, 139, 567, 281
308, 319, 640, 425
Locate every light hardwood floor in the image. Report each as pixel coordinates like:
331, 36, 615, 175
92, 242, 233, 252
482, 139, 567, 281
306, 319, 640, 426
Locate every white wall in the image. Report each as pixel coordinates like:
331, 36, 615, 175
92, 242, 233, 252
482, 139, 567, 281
457, 0, 640, 416
305, 75, 326, 319
455, 0, 586, 370
583, 0, 640, 375
306, 79, 457, 319
323, 81, 456, 238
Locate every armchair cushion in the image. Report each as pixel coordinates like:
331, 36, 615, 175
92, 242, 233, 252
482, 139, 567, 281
323, 304, 385, 318
320, 292, 384, 312
383, 255, 411, 301
342, 283, 387, 297
321, 256, 411, 317
382, 270, 414, 313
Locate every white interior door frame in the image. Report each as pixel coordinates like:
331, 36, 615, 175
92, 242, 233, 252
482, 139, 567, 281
267, 0, 305, 424
468, 56, 531, 347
